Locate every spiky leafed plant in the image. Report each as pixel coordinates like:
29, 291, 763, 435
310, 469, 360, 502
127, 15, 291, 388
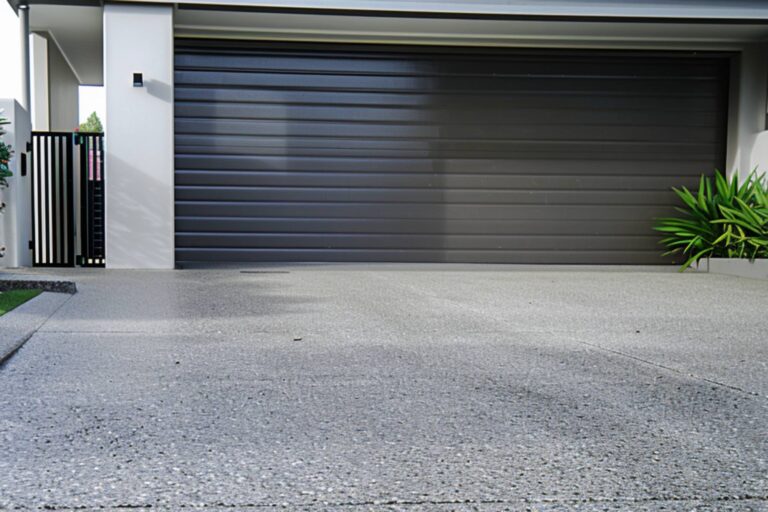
711, 179, 768, 261
654, 171, 767, 270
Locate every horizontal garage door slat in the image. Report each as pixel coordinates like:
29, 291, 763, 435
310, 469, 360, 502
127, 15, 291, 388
176, 87, 722, 112
176, 145, 719, 161
174, 187, 687, 206
175, 70, 724, 96
175, 40, 729, 264
175, 119, 719, 142
175, 218, 654, 235
175, 156, 720, 176
176, 234, 661, 252
175, 248, 664, 265
175, 51, 725, 77
175, 202, 686, 220
174, 172, 704, 190
176, 104, 721, 127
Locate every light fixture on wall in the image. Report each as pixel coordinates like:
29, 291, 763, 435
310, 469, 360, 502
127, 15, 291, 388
133, 73, 144, 87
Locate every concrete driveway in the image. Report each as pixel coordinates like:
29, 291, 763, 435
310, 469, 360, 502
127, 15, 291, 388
1, 265, 766, 511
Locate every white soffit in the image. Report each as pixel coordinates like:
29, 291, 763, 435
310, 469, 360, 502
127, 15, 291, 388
174, 8, 768, 49
133, 0, 768, 21
30, 4, 103, 85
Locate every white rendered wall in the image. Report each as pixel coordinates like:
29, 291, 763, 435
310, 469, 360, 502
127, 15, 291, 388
725, 44, 768, 181
0, 99, 32, 268
104, 3, 174, 269
47, 39, 79, 132
98, 3, 768, 269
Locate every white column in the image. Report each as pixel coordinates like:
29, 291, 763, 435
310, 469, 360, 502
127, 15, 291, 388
30, 34, 49, 131
726, 44, 768, 181
104, 4, 174, 269
18, 4, 30, 112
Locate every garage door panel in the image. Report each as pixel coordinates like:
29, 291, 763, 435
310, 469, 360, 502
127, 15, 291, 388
175, 217, 656, 236
176, 232, 660, 251
175, 103, 720, 128
175, 247, 666, 265
176, 118, 718, 143
176, 70, 721, 97
174, 40, 729, 264
175, 139, 718, 161
176, 146, 718, 162
176, 155, 719, 174
175, 201, 679, 221
176, 86, 721, 113
175, 186, 681, 206
174, 170, 705, 191
176, 51, 723, 79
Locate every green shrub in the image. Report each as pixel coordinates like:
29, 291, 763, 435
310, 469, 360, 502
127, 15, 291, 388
78, 111, 103, 133
655, 171, 768, 270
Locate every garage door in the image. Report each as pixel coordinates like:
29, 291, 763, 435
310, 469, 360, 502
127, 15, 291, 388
174, 40, 730, 264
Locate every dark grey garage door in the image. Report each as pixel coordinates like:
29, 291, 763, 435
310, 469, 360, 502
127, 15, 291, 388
174, 40, 730, 264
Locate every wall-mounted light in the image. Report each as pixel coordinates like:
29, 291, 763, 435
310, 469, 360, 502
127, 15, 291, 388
133, 73, 144, 87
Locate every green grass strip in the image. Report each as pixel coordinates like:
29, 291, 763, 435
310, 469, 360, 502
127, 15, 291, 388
0, 289, 43, 317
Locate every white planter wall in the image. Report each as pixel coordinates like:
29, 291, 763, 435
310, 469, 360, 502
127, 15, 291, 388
708, 258, 768, 280
0, 99, 32, 268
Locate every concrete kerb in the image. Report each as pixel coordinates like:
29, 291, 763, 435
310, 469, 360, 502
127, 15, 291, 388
0, 285, 75, 366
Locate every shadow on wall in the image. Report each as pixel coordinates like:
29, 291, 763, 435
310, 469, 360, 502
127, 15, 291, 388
144, 78, 172, 103
106, 70, 174, 268
747, 130, 768, 178
107, 152, 173, 268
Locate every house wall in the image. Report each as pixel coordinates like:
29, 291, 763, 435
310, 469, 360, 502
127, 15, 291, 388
0, 99, 32, 268
47, 39, 79, 132
98, 3, 768, 269
28, 33, 79, 132
104, 3, 174, 269
728, 44, 768, 180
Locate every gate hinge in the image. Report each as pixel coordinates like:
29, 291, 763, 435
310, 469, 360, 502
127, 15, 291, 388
28, 240, 34, 250
26, 141, 32, 152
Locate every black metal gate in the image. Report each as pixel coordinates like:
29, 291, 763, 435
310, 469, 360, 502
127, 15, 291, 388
30, 132, 75, 267
30, 131, 105, 267
76, 133, 106, 267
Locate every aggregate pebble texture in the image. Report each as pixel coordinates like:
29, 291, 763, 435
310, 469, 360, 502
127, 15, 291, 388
0, 265, 766, 511
0, 277, 77, 294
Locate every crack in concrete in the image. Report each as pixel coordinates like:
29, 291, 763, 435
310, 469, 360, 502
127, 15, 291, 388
569, 337, 764, 399
368, 271, 768, 401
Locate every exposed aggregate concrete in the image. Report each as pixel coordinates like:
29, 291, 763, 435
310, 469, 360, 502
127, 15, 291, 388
0, 266, 766, 510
